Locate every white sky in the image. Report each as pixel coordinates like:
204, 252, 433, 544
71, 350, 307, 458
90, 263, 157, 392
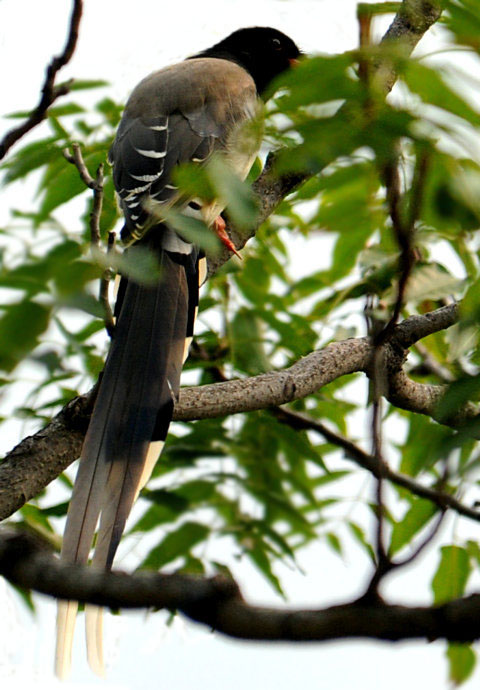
1, 1, 479, 689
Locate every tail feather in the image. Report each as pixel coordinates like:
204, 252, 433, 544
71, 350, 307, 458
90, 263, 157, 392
91, 252, 189, 572
55, 228, 201, 677
56, 601, 79, 679
85, 604, 105, 677
85, 440, 165, 676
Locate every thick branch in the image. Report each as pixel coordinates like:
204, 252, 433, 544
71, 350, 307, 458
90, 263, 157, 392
0, 0, 83, 160
0, 394, 93, 522
0, 305, 472, 522
176, 337, 372, 420
381, 1, 443, 54
0, 337, 370, 520
391, 303, 459, 349
388, 370, 480, 429
1, 529, 480, 644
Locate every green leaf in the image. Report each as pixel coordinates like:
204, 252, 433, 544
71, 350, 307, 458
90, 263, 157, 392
0, 300, 51, 372
132, 502, 186, 533
141, 521, 210, 569
48, 103, 86, 117
466, 540, 480, 567
180, 556, 206, 575
313, 471, 350, 487
95, 97, 123, 126
326, 532, 343, 556
276, 109, 359, 174
447, 643, 476, 686
109, 245, 162, 285
134, 481, 219, 534
206, 156, 259, 229
389, 499, 438, 556
385, 263, 464, 305
69, 79, 109, 91
399, 416, 456, 476
164, 210, 220, 253
357, 3, 401, 17
2, 137, 60, 184
175, 480, 217, 503
230, 308, 271, 375
99, 175, 120, 235
247, 541, 285, 596
172, 161, 215, 200
276, 53, 361, 110
42, 501, 69, 518
445, 323, 478, 362
9, 584, 36, 613
431, 546, 471, 605
348, 521, 376, 563
322, 224, 375, 283
401, 60, 480, 128
234, 256, 270, 305
421, 156, 480, 233
435, 374, 480, 424
445, 0, 480, 51
39, 150, 106, 219
0, 240, 82, 296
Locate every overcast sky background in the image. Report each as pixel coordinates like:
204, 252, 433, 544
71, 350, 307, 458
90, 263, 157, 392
1, 1, 479, 689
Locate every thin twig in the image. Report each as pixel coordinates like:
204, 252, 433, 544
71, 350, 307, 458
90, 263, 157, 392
63, 143, 115, 336
273, 408, 480, 524
0, 0, 83, 160
376, 150, 430, 347
376, 159, 415, 345
357, 2, 373, 84
407, 149, 430, 232
365, 142, 431, 593
100, 231, 116, 338
90, 162, 104, 247
63, 142, 97, 190
369, 394, 392, 596
395, 509, 446, 568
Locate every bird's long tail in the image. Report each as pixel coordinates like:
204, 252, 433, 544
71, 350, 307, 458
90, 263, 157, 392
55, 227, 203, 678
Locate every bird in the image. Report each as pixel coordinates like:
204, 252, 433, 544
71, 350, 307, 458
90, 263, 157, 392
55, 26, 301, 678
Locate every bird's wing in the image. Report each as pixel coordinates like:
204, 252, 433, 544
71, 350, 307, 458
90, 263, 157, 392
109, 57, 259, 243
56, 57, 258, 679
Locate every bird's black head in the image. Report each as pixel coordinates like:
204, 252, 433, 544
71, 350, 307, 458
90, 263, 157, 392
195, 27, 301, 96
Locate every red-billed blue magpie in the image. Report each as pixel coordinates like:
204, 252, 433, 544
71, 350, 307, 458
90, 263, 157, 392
56, 26, 300, 678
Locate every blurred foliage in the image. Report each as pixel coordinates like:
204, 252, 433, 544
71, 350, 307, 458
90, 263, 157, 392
2, 1, 480, 684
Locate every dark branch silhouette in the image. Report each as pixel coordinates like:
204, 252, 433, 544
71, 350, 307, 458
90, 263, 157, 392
0, 0, 83, 160
1, 529, 480, 645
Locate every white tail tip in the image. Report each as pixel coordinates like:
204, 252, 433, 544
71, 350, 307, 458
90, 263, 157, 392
86, 605, 105, 677
55, 600, 78, 679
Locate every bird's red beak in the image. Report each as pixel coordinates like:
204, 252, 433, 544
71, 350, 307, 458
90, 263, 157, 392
289, 58, 300, 67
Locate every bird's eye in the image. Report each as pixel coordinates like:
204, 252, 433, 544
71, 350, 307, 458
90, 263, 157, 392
272, 38, 282, 50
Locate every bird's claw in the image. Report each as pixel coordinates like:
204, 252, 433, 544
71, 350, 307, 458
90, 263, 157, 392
213, 216, 242, 259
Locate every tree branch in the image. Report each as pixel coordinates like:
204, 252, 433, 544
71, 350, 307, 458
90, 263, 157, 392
1, 529, 480, 645
0, 304, 472, 522
274, 408, 480, 524
63, 142, 115, 337
0, 0, 83, 160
